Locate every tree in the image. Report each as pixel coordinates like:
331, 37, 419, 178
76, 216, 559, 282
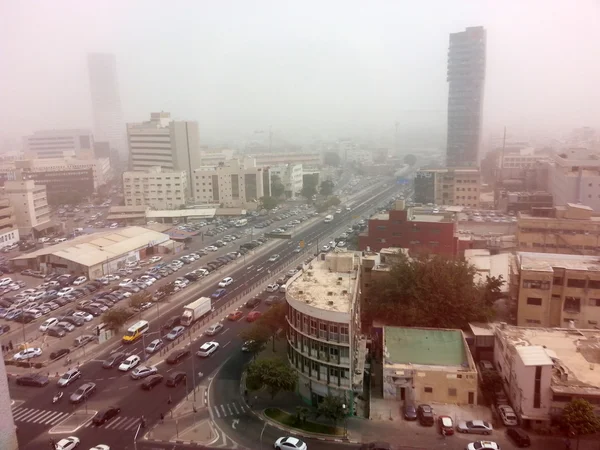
270, 175, 285, 199
481, 275, 505, 306
315, 394, 346, 427
319, 180, 335, 197
295, 406, 310, 426
260, 196, 278, 210
102, 307, 132, 332
323, 152, 341, 167
301, 174, 319, 201
364, 253, 494, 329
245, 358, 297, 399
239, 326, 270, 359
403, 154, 417, 166
562, 398, 600, 448
480, 369, 504, 400
257, 303, 287, 352
160, 282, 177, 297
129, 292, 151, 310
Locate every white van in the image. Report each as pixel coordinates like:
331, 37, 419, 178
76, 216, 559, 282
279, 284, 287, 293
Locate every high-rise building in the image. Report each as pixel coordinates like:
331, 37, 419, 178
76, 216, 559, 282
0, 359, 17, 450
23, 129, 95, 159
446, 26, 486, 168
87, 53, 127, 159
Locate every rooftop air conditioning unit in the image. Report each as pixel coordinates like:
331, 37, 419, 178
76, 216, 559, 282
327, 291, 333, 296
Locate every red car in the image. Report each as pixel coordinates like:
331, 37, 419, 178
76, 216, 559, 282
438, 415, 454, 436
227, 311, 243, 321
246, 311, 262, 322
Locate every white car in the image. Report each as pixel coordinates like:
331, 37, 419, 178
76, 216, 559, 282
73, 311, 94, 322
337, 241, 346, 247
38, 237, 51, 243
218, 277, 233, 287
55, 436, 81, 450
139, 275, 156, 284
145, 338, 164, 354
205, 323, 223, 336
28, 291, 45, 302
118, 355, 141, 372
149, 256, 162, 263
268, 254, 280, 262
274, 437, 307, 450
72, 276, 87, 286
0, 277, 12, 287
105, 274, 120, 281
266, 283, 280, 293
196, 341, 219, 357
39, 317, 59, 332
130, 365, 158, 380
206, 245, 218, 252
119, 278, 133, 287
497, 405, 518, 426
466, 442, 500, 450
89, 446, 110, 450
58, 287, 74, 297
13, 347, 43, 361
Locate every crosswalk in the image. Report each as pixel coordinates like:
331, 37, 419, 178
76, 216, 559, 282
83, 416, 141, 431
211, 401, 247, 418
12, 407, 70, 425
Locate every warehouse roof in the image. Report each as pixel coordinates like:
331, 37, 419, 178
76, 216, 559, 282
12, 226, 169, 267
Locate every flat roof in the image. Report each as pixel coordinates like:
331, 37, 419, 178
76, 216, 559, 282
518, 252, 600, 273
466, 250, 511, 292
13, 226, 170, 267
412, 214, 446, 223
372, 213, 389, 220
146, 209, 216, 219
384, 327, 468, 368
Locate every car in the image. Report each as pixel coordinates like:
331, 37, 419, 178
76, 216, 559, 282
402, 403, 417, 421
497, 405, 518, 426
162, 316, 181, 330
40, 317, 59, 332
130, 365, 158, 380
457, 420, 493, 435
118, 355, 141, 372
205, 323, 223, 336
206, 245, 218, 252
55, 436, 81, 450
145, 338, 164, 354
47, 326, 67, 338
417, 404, 434, 426
57, 368, 82, 388
227, 310, 243, 321
59, 315, 84, 327
479, 360, 494, 371
218, 277, 234, 287
16, 373, 50, 387
0, 277, 12, 287
73, 311, 93, 322
321, 245, 330, 252
211, 288, 227, 299
196, 341, 219, 357
149, 256, 162, 263
166, 325, 185, 341
69, 382, 97, 403
89, 446, 110, 450
58, 287, 74, 297
465, 442, 500, 450
265, 295, 281, 305
245, 296, 261, 308
93, 406, 121, 425
166, 348, 191, 365
72, 276, 87, 286
119, 278, 133, 287
438, 415, 454, 435
266, 283, 280, 293
141, 374, 164, 390
13, 347, 42, 361
74, 334, 95, 347
274, 436, 307, 450
103, 352, 126, 368
268, 254, 280, 262
49, 348, 71, 361
246, 311, 262, 322
506, 427, 531, 447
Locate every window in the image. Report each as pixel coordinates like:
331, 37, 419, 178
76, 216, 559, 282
525, 319, 541, 324
526, 297, 542, 306
589, 298, 600, 307
424, 387, 433, 393
588, 280, 600, 289
553, 276, 563, 286
448, 388, 457, 397
563, 296, 581, 313
523, 279, 550, 290
567, 278, 586, 288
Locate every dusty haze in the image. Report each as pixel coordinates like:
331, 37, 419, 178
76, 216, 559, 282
1, 0, 599, 143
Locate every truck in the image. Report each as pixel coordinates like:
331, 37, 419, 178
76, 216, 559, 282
180, 297, 212, 327
324, 214, 333, 223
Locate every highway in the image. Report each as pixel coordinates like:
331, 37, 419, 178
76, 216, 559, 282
13, 180, 402, 450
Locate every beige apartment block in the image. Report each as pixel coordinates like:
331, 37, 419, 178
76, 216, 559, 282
123, 167, 188, 210
414, 168, 481, 208
517, 203, 600, 255
512, 252, 600, 328
2, 178, 51, 237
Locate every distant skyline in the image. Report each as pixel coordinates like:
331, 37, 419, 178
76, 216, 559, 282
1, 0, 599, 146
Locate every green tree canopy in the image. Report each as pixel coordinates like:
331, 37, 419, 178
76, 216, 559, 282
561, 398, 600, 439
102, 307, 132, 332
259, 196, 279, 210
270, 175, 285, 198
315, 394, 347, 427
301, 174, 319, 200
319, 180, 335, 196
364, 253, 494, 329
246, 358, 297, 399
323, 152, 341, 167
239, 325, 270, 358
258, 303, 287, 351
480, 369, 503, 400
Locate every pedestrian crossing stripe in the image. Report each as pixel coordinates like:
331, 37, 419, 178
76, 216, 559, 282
83, 416, 141, 431
12, 408, 70, 425
212, 402, 246, 418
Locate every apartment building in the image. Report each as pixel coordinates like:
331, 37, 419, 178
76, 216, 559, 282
199, 148, 235, 166
414, 168, 481, 208
517, 203, 600, 255
496, 191, 553, 215
268, 164, 303, 199
512, 251, 600, 328
2, 177, 52, 237
493, 324, 600, 428
249, 152, 322, 169
123, 167, 188, 210
0, 199, 19, 247
192, 158, 265, 208
286, 251, 365, 412
23, 129, 95, 159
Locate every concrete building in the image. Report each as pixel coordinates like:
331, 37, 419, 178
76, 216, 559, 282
199, 148, 235, 166
268, 164, 303, 199
2, 178, 52, 237
127, 112, 201, 190
414, 168, 481, 208
87, 53, 127, 158
249, 152, 322, 169
123, 166, 188, 209
493, 324, 600, 428
0, 359, 18, 449
286, 251, 365, 412
192, 158, 266, 208
446, 26, 487, 168
496, 191, 553, 215
517, 203, 600, 255
511, 251, 600, 328
12, 226, 178, 279
382, 327, 478, 405
0, 199, 19, 248
23, 129, 95, 159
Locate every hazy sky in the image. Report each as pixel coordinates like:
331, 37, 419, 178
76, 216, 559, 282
1, 0, 599, 144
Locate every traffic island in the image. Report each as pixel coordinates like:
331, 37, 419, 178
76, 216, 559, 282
263, 408, 343, 436
48, 410, 97, 434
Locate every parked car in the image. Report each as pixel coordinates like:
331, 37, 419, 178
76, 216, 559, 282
166, 371, 187, 387
245, 296, 261, 308
465, 442, 500, 450
497, 405, 518, 426
438, 415, 454, 435
16, 373, 49, 387
13, 347, 43, 361
506, 427, 531, 447
456, 420, 493, 435
417, 404, 434, 426
402, 403, 417, 421
166, 348, 191, 365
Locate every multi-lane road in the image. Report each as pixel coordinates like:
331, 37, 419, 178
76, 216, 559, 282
12, 180, 403, 450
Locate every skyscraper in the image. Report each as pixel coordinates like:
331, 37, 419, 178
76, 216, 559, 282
87, 53, 127, 159
446, 26, 486, 168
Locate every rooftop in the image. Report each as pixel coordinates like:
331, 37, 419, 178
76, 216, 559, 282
287, 251, 358, 313
411, 214, 447, 223
518, 252, 600, 273
465, 249, 511, 292
384, 327, 469, 369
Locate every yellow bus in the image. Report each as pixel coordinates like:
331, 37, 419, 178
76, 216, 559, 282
122, 320, 149, 344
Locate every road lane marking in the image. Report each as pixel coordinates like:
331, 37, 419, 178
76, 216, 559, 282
214, 406, 220, 418
123, 418, 140, 430
232, 403, 239, 414
220, 405, 226, 416
226, 404, 233, 415
223, 340, 231, 348
33, 411, 56, 423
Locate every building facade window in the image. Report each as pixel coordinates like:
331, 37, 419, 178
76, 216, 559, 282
526, 297, 543, 306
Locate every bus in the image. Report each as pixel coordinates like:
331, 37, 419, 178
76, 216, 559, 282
235, 218, 248, 227
324, 214, 333, 223
122, 320, 149, 344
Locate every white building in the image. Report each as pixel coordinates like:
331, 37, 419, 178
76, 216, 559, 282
192, 158, 266, 208
286, 251, 365, 413
0, 198, 19, 248
200, 148, 235, 166
248, 152, 322, 169
0, 359, 18, 450
127, 112, 201, 191
268, 164, 303, 199
87, 53, 127, 158
2, 177, 52, 237
123, 167, 188, 210
23, 129, 95, 159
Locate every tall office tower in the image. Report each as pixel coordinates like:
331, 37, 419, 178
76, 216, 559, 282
87, 53, 127, 159
446, 26, 486, 168
0, 359, 18, 449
